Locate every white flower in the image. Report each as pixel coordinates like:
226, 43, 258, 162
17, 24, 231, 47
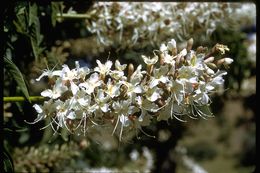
167, 39, 177, 51
31, 104, 46, 123
95, 90, 110, 113
112, 99, 139, 140
113, 100, 129, 116
70, 80, 79, 95
160, 43, 168, 53
106, 78, 122, 98
141, 55, 158, 65
36, 69, 62, 81
55, 100, 70, 128
41, 78, 68, 99
61, 64, 76, 81
122, 80, 143, 102
109, 60, 127, 80
170, 79, 185, 105
135, 96, 157, 126
76, 90, 91, 107
75, 61, 90, 79
149, 65, 169, 88
178, 66, 198, 83
130, 65, 146, 85
115, 60, 127, 71
30, 99, 56, 124
193, 81, 211, 105
120, 65, 145, 101
179, 48, 187, 57
146, 87, 163, 102
164, 54, 175, 65
79, 73, 102, 95
210, 70, 227, 86
94, 60, 112, 76
67, 111, 76, 120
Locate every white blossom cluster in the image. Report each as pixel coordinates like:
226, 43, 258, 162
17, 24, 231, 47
84, 2, 255, 49
32, 38, 232, 141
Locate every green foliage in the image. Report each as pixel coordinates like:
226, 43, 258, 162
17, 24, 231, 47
51, 2, 64, 27
13, 2, 44, 61
4, 56, 30, 102
13, 143, 80, 172
3, 147, 14, 173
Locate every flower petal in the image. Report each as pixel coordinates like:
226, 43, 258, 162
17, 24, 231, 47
41, 89, 53, 98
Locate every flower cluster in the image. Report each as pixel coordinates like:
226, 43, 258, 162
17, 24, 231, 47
32, 38, 232, 141
82, 2, 255, 50
13, 143, 80, 173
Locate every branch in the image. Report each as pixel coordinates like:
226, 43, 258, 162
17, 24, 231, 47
56, 13, 91, 19
3, 96, 45, 103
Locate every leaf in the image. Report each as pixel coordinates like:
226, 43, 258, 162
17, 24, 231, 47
51, 2, 64, 27
13, 3, 28, 35
4, 56, 30, 102
4, 127, 28, 133
13, 2, 44, 61
3, 147, 14, 173
28, 3, 45, 61
29, 2, 38, 26
30, 34, 44, 62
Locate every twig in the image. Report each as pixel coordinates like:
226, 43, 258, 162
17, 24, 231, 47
4, 96, 45, 103
56, 13, 91, 19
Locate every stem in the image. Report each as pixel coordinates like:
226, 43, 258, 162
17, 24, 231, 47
3, 96, 45, 103
56, 13, 91, 19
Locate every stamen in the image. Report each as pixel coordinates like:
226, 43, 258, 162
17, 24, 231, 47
112, 115, 120, 136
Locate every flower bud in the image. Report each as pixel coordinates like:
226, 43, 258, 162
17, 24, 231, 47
127, 63, 134, 81
167, 39, 176, 50
186, 38, 193, 52
167, 39, 177, 55
217, 58, 233, 66
223, 58, 233, 65
159, 54, 165, 65
206, 62, 217, 70
206, 67, 215, 75
204, 56, 214, 63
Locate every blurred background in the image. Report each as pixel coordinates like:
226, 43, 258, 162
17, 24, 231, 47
3, 2, 256, 173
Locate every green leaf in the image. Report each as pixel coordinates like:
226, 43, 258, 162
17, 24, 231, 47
4, 127, 28, 133
51, 2, 64, 27
13, 2, 44, 61
13, 4, 28, 35
30, 35, 44, 62
28, 3, 45, 61
13, 18, 27, 35
29, 2, 38, 26
4, 57, 30, 102
3, 147, 14, 173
